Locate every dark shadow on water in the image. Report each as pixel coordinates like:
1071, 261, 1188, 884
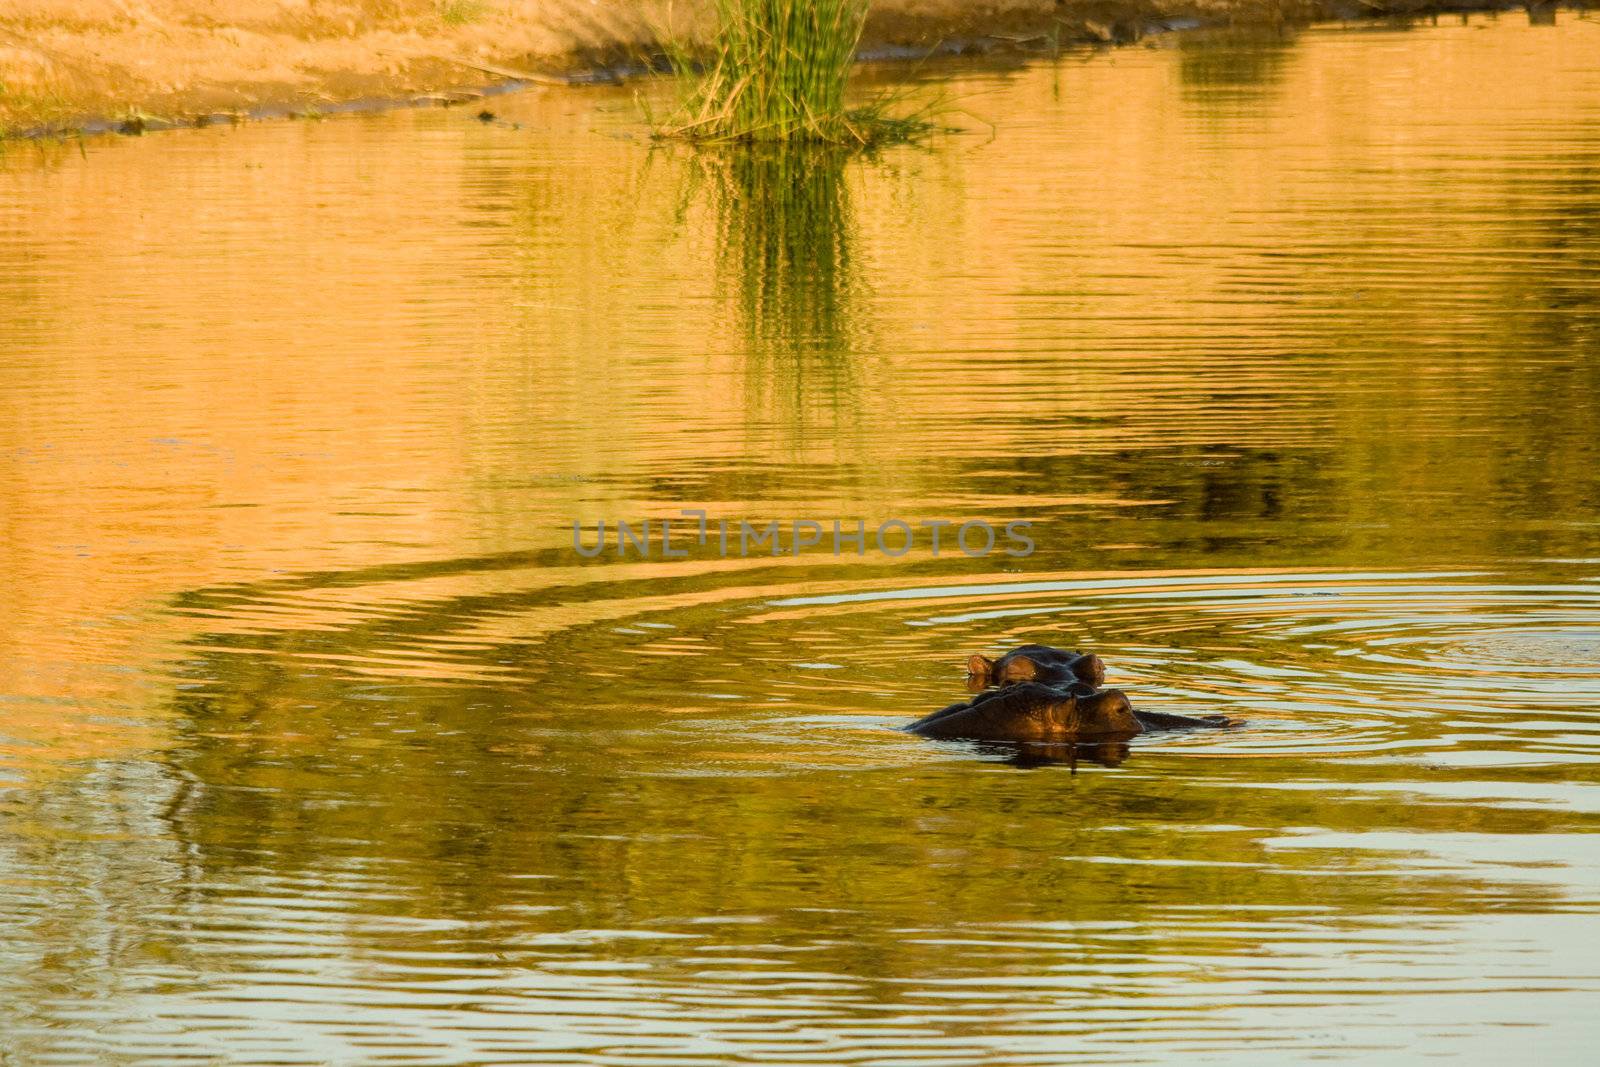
1176, 26, 1298, 106
969, 739, 1135, 770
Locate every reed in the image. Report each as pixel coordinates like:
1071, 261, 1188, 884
655, 0, 932, 147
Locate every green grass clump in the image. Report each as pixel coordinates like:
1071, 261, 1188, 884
438, 0, 488, 26
655, 0, 931, 147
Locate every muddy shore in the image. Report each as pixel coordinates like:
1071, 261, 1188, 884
0, 0, 1570, 138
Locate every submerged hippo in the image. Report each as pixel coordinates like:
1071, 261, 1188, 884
965, 644, 1105, 692
906, 644, 1235, 744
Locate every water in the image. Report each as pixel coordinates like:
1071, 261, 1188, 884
4, 13, 1600, 1064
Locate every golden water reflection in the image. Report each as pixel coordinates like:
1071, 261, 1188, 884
3, 15, 1600, 1064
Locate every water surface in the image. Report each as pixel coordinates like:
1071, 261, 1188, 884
3, 14, 1600, 1064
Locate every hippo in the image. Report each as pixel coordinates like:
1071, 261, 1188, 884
906, 644, 1235, 744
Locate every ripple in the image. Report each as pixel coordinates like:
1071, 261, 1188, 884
725, 569, 1600, 764
152, 563, 1600, 771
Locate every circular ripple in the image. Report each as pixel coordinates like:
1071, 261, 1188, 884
734, 569, 1600, 763
172, 565, 1600, 767
1367, 626, 1600, 674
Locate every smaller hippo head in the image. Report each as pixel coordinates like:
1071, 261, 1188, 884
966, 644, 1106, 693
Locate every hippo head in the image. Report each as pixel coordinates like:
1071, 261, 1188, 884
1009, 684, 1141, 740
966, 644, 1106, 693
1073, 687, 1140, 736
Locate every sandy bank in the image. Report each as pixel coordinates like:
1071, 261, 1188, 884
0, 0, 1547, 137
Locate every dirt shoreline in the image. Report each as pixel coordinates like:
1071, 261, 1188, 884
0, 0, 1565, 139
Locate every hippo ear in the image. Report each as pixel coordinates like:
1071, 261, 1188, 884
1071, 653, 1106, 689
965, 654, 996, 693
